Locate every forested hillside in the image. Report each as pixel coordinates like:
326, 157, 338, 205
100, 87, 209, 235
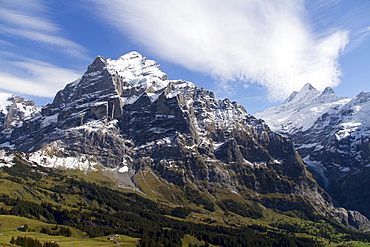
1, 151, 370, 246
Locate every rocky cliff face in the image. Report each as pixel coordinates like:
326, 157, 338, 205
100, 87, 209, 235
0, 53, 368, 229
0, 93, 40, 132
255, 84, 370, 220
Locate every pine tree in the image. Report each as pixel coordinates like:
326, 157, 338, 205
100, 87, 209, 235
10, 236, 15, 244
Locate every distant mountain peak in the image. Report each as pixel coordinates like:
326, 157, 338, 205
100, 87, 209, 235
314, 86, 342, 104
118, 51, 142, 60
283, 84, 342, 105
302, 83, 316, 91
0, 92, 40, 132
1, 51, 369, 230
255, 84, 349, 134
284, 83, 319, 104
322, 86, 335, 95
351, 91, 370, 105
256, 82, 370, 221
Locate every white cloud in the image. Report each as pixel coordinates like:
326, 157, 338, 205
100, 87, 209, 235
0, 60, 81, 98
0, 6, 59, 33
0, 0, 87, 98
0, 0, 87, 59
90, 0, 350, 101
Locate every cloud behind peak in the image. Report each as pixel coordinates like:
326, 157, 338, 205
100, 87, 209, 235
92, 0, 349, 101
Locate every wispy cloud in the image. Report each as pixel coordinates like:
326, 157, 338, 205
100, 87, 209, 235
0, 0, 87, 98
0, 58, 81, 98
90, 0, 354, 101
0, 0, 87, 59
306, 0, 370, 53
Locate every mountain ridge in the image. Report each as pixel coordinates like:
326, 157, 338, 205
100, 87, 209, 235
255, 83, 370, 220
4, 150, 369, 246
0, 52, 369, 231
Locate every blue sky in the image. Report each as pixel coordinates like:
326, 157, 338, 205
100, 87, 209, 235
1, 0, 369, 114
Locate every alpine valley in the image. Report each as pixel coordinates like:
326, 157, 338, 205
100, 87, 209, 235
0, 52, 369, 247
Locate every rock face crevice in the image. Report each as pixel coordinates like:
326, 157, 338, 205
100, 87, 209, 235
0, 53, 369, 230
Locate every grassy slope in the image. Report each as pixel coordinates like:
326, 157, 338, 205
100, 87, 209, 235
0, 215, 139, 247
0, 152, 369, 246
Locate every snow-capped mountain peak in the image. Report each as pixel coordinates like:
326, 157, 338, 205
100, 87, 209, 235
52, 52, 173, 108
315, 86, 340, 103
284, 83, 319, 104
256, 84, 348, 133
106, 51, 167, 83
83, 51, 168, 89
321, 86, 336, 96
283, 83, 341, 106
350, 91, 370, 105
256, 84, 370, 220
0, 92, 40, 132
1, 52, 369, 229
0, 92, 14, 114
340, 91, 370, 127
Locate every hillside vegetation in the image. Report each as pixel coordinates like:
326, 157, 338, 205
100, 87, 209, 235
1, 151, 370, 246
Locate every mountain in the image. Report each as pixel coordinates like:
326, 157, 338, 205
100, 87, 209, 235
2, 151, 370, 246
255, 83, 370, 220
0, 92, 40, 133
0, 52, 369, 233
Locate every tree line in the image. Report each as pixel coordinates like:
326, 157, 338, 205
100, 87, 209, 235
1, 159, 369, 246
10, 235, 59, 247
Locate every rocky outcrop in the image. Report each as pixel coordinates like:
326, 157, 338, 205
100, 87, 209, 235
0, 93, 39, 132
334, 208, 370, 231
0, 53, 368, 230
256, 84, 370, 222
